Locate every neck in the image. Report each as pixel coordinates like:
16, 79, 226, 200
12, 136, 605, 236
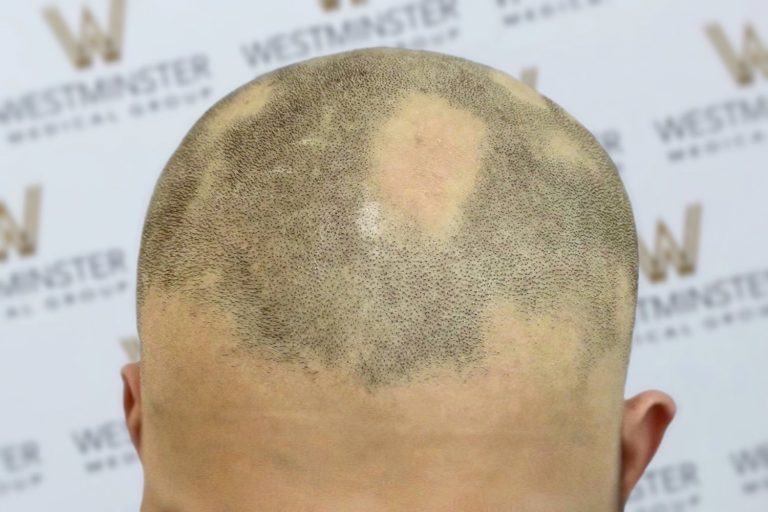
140, 440, 621, 512
141, 480, 618, 512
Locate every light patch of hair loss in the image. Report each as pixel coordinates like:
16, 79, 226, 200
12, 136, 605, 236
137, 48, 637, 389
489, 70, 548, 109
206, 82, 274, 132
370, 93, 486, 237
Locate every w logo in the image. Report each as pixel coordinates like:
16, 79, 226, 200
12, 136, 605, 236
706, 23, 768, 86
638, 204, 702, 283
43, 0, 126, 69
0, 186, 42, 263
320, 0, 367, 12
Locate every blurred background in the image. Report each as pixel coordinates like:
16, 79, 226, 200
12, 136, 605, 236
0, 0, 766, 510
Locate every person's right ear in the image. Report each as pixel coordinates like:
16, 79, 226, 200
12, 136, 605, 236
121, 362, 143, 459
619, 390, 676, 504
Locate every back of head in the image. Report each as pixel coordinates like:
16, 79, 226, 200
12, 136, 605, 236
136, 48, 637, 511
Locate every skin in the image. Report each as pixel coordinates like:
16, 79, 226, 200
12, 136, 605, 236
123, 48, 675, 511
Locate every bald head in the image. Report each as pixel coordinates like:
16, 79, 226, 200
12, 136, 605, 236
135, 48, 638, 511
139, 47, 635, 386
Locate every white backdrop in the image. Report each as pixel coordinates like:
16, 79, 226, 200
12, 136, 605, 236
0, 1, 766, 510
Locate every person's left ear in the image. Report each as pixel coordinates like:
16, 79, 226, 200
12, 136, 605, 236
619, 390, 676, 504
121, 362, 143, 458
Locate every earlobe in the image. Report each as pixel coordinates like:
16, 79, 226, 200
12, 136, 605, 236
121, 362, 143, 458
619, 390, 676, 504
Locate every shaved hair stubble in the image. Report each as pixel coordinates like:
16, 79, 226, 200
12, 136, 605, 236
136, 48, 637, 511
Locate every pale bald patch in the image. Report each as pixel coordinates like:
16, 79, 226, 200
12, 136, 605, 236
480, 298, 627, 440
370, 93, 486, 237
479, 298, 626, 499
489, 69, 548, 109
190, 83, 273, 204
482, 300, 583, 387
206, 82, 273, 132
137, 289, 243, 410
194, 166, 217, 202
545, 131, 589, 164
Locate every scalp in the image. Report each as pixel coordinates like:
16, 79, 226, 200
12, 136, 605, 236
137, 48, 637, 389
